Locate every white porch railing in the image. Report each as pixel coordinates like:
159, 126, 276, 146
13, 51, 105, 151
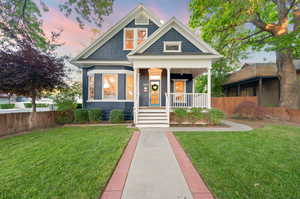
165, 93, 209, 108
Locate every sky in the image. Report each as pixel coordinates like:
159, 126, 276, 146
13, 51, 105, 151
41, 0, 276, 80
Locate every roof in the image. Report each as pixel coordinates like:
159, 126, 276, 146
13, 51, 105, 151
72, 4, 162, 62
128, 17, 221, 58
224, 63, 278, 85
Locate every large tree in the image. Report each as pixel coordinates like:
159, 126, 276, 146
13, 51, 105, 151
0, 39, 66, 112
190, 0, 300, 108
0, 0, 114, 49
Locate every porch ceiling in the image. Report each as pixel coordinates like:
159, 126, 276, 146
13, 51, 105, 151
170, 68, 207, 78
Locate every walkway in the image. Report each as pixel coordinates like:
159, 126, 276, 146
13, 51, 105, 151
121, 128, 193, 199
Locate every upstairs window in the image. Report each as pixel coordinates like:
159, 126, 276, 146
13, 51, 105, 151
124, 28, 148, 50
164, 41, 182, 52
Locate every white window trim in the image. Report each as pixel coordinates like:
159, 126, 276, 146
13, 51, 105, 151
102, 73, 118, 100
163, 41, 182, 52
87, 70, 133, 76
123, 28, 148, 50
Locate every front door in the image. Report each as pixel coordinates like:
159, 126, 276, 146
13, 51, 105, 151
150, 80, 160, 106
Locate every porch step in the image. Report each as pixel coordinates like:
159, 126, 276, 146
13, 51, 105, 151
138, 109, 167, 113
136, 124, 170, 128
137, 120, 168, 124
136, 108, 169, 128
138, 116, 167, 120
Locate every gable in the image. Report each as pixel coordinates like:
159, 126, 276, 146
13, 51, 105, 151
82, 20, 159, 61
141, 28, 203, 55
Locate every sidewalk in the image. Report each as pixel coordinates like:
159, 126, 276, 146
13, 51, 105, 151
121, 128, 193, 199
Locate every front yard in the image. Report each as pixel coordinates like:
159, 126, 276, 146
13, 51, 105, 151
0, 126, 134, 199
175, 125, 300, 199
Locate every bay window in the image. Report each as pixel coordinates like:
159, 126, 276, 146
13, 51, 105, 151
103, 74, 118, 100
88, 75, 94, 100
126, 74, 134, 100
124, 28, 148, 50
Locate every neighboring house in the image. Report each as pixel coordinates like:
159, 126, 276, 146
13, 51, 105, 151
223, 61, 300, 108
72, 4, 221, 127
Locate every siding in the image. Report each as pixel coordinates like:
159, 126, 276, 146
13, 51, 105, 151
85, 20, 159, 61
142, 28, 203, 55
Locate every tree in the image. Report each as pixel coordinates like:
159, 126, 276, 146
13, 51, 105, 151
0, 39, 66, 112
0, 0, 114, 49
190, 0, 300, 108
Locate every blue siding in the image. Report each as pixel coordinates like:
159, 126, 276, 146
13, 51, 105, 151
139, 69, 149, 106
85, 20, 159, 61
82, 65, 133, 120
142, 28, 203, 55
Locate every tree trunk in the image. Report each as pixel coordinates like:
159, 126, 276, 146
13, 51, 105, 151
32, 93, 37, 112
276, 50, 299, 108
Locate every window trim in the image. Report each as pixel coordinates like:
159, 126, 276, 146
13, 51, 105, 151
123, 28, 148, 50
102, 73, 118, 100
163, 41, 182, 52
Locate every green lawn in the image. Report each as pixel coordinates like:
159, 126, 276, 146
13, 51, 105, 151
175, 125, 300, 199
0, 126, 134, 199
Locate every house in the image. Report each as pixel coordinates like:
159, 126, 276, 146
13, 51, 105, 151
72, 4, 222, 127
223, 61, 300, 108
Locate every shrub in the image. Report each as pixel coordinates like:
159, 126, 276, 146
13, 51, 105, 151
88, 109, 102, 122
0, 104, 15, 109
56, 100, 77, 111
55, 110, 74, 124
24, 103, 49, 108
190, 108, 207, 122
233, 101, 265, 120
74, 109, 89, 123
208, 108, 225, 125
109, 109, 124, 123
174, 108, 188, 123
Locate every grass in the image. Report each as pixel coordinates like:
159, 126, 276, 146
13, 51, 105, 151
175, 125, 300, 199
0, 126, 134, 199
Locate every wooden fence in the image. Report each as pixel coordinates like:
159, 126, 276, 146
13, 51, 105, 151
0, 111, 59, 137
212, 96, 258, 116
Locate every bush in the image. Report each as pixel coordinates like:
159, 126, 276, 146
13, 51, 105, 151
233, 101, 265, 120
24, 103, 49, 108
55, 110, 74, 124
208, 108, 225, 125
174, 108, 188, 123
190, 108, 207, 122
0, 104, 15, 109
74, 109, 89, 123
88, 109, 102, 122
109, 109, 124, 123
56, 100, 77, 111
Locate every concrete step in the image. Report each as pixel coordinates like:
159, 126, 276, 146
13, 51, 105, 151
138, 109, 167, 113
137, 120, 168, 124
138, 116, 167, 120
136, 124, 170, 128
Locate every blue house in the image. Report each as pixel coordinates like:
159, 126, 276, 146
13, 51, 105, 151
72, 4, 221, 127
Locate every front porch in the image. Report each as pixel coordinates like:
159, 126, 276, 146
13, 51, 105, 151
132, 67, 211, 127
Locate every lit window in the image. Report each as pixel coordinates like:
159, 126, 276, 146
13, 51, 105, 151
103, 74, 118, 100
88, 75, 94, 100
124, 28, 148, 50
174, 80, 186, 103
164, 41, 182, 52
126, 74, 134, 100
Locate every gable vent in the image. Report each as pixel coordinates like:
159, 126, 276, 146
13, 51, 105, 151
135, 12, 149, 25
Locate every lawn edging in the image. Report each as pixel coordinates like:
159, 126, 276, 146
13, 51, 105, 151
100, 131, 140, 199
166, 132, 215, 199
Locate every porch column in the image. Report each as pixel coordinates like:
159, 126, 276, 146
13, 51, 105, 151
166, 68, 171, 122
133, 68, 138, 124
207, 68, 212, 109
167, 68, 171, 94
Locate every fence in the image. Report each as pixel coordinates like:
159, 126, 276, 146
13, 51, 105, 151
0, 111, 59, 137
212, 96, 258, 116
166, 93, 209, 108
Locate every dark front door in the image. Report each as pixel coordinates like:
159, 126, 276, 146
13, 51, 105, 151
150, 80, 160, 106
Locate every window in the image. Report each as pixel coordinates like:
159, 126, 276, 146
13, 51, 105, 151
103, 74, 118, 100
124, 28, 148, 50
164, 41, 182, 52
174, 80, 186, 103
126, 74, 134, 100
88, 75, 94, 100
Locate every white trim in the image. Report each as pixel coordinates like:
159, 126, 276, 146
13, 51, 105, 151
128, 17, 222, 57
163, 41, 182, 52
123, 28, 148, 50
133, 59, 212, 69
72, 60, 132, 67
87, 70, 133, 75
87, 99, 134, 102
129, 55, 221, 60
102, 73, 118, 100
72, 4, 162, 62
135, 11, 149, 25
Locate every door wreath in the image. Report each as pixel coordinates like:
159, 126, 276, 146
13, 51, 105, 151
151, 84, 159, 91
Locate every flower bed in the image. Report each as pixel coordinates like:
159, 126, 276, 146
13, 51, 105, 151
170, 108, 225, 126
